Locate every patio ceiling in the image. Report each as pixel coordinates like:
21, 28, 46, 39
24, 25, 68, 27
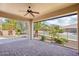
0, 3, 75, 21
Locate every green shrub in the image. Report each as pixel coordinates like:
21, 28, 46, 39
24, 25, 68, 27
40, 35, 46, 41
16, 29, 22, 35
54, 37, 68, 44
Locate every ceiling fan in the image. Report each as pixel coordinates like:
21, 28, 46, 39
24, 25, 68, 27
20, 6, 39, 17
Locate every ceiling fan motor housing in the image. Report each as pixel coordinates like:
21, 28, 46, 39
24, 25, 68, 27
27, 9, 32, 13
29, 6, 31, 8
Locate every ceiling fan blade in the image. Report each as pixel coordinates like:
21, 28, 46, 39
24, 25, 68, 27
24, 12, 29, 16
32, 11, 39, 14
30, 13, 35, 17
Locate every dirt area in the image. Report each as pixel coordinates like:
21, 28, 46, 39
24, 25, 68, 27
64, 40, 78, 50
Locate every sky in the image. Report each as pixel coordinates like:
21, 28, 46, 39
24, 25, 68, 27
0, 17, 7, 24
44, 15, 77, 26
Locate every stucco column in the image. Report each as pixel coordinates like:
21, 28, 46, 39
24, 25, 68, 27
78, 10, 79, 54
28, 20, 34, 40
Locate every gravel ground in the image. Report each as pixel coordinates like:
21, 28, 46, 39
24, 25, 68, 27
0, 38, 78, 56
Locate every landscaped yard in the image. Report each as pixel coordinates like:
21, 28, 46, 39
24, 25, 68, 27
34, 14, 78, 49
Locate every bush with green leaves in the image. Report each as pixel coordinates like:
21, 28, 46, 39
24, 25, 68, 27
16, 29, 22, 35
48, 24, 68, 44
54, 37, 68, 44
40, 35, 46, 41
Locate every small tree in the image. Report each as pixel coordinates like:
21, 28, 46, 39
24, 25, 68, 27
49, 25, 63, 38
34, 22, 43, 37
48, 24, 67, 44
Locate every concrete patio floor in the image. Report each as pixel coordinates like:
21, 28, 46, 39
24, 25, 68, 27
0, 38, 78, 56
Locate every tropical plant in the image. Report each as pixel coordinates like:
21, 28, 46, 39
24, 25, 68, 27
48, 24, 67, 44
2, 19, 24, 35
34, 22, 49, 37
49, 25, 64, 38
2, 19, 16, 30
54, 37, 67, 44
41, 22, 49, 31
34, 22, 43, 37
40, 35, 46, 41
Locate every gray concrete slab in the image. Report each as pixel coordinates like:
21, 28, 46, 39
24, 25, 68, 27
0, 38, 78, 56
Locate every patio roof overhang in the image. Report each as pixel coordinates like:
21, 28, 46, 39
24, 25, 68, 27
0, 3, 77, 22
33, 4, 79, 22
0, 11, 32, 21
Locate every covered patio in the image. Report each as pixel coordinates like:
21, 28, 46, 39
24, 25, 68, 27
0, 3, 79, 56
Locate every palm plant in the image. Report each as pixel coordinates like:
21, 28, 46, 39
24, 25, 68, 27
2, 19, 24, 35
34, 22, 43, 37
2, 19, 16, 30
34, 21, 49, 37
